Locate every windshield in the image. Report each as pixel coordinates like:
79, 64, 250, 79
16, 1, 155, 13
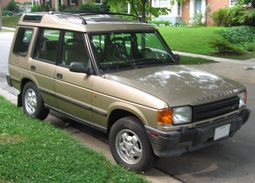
89, 31, 174, 73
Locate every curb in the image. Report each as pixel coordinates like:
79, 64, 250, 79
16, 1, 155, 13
2, 26, 16, 31
0, 87, 181, 183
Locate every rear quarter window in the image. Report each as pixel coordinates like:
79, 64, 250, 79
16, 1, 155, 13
13, 28, 33, 56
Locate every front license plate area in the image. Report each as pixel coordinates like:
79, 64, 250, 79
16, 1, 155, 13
214, 124, 230, 141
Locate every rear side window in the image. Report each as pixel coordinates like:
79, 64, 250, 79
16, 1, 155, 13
13, 28, 33, 55
33, 28, 60, 63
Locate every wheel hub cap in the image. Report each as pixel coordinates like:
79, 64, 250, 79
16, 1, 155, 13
115, 129, 143, 164
24, 88, 37, 115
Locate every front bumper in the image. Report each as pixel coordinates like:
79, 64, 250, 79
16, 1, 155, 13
146, 109, 251, 157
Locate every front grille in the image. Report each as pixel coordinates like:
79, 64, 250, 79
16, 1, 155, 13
193, 97, 239, 122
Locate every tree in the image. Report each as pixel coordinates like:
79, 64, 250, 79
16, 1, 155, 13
238, 0, 255, 7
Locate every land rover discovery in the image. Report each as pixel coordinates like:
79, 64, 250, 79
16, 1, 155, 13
6, 12, 250, 171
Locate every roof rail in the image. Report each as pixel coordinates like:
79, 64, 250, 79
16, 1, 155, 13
50, 11, 87, 24
59, 11, 143, 22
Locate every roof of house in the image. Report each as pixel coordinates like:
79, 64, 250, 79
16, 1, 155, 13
18, 12, 155, 32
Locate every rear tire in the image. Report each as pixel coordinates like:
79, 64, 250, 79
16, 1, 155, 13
22, 82, 49, 120
109, 116, 156, 172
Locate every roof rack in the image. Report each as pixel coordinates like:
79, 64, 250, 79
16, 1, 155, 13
56, 11, 143, 22
75, 12, 143, 22
50, 11, 87, 24
22, 11, 144, 25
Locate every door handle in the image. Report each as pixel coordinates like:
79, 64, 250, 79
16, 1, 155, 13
56, 73, 63, 79
31, 65, 36, 71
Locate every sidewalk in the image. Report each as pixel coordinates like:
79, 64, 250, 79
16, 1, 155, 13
1, 26, 16, 31
173, 51, 255, 65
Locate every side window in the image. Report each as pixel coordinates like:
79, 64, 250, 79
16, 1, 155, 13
33, 29, 60, 63
61, 31, 89, 67
13, 28, 33, 55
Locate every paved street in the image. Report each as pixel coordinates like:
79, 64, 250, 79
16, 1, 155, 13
0, 32, 254, 183
155, 63, 255, 183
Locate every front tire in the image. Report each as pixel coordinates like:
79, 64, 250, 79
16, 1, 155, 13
22, 82, 49, 120
109, 116, 156, 172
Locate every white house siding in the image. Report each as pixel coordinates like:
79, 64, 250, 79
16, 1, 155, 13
152, 0, 182, 24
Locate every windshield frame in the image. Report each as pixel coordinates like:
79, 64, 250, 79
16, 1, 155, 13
87, 30, 176, 74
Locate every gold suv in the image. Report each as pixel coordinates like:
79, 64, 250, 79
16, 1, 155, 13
7, 12, 250, 171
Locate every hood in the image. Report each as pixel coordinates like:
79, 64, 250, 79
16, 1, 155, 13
104, 65, 245, 106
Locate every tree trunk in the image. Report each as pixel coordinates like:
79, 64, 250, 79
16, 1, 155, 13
141, 0, 147, 22
252, 0, 255, 8
0, 7, 2, 31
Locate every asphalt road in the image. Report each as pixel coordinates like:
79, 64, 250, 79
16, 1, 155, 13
0, 32, 254, 183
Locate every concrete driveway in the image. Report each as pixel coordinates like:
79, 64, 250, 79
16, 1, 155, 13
0, 32, 254, 183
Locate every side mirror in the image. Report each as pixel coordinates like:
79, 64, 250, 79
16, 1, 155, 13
173, 54, 180, 64
69, 62, 92, 74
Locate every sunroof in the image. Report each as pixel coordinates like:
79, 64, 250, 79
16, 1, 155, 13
23, 15, 43, 22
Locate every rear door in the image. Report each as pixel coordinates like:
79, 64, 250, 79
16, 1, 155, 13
55, 31, 93, 122
28, 28, 60, 108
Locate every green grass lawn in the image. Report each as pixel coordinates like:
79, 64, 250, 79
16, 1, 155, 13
159, 27, 255, 60
0, 97, 147, 183
159, 27, 223, 55
180, 56, 214, 64
0, 29, 14, 32
2, 16, 20, 28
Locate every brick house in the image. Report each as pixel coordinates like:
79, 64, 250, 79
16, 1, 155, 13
152, 0, 238, 25
23, 0, 102, 11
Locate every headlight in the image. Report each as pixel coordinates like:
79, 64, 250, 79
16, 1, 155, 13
157, 106, 192, 126
173, 106, 192, 125
238, 92, 247, 108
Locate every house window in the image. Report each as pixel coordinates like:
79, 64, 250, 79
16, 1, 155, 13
229, 0, 238, 6
177, 2, 181, 16
152, 0, 157, 7
69, 0, 78, 6
95, 0, 102, 4
152, 0, 168, 7
159, 0, 168, 7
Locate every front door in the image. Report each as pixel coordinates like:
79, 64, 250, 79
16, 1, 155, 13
195, 0, 202, 15
55, 31, 93, 122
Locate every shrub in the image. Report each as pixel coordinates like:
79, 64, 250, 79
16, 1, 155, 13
174, 21, 187, 27
4, 0, 19, 13
212, 6, 255, 26
218, 26, 255, 45
31, 4, 50, 12
244, 42, 255, 51
210, 38, 245, 55
192, 12, 205, 27
80, 3, 109, 12
150, 20, 171, 27
2, 10, 14, 16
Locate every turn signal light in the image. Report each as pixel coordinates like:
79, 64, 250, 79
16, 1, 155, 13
157, 108, 173, 125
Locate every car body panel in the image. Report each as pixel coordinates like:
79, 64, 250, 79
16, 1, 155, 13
105, 65, 245, 107
55, 66, 93, 122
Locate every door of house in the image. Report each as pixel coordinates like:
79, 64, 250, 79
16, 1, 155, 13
195, 0, 202, 15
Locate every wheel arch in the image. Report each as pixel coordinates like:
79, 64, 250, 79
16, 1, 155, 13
107, 103, 148, 135
18, 77, 38, 107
